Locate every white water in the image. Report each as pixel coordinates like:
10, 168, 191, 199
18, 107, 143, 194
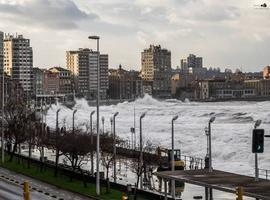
46, 95, 270, 177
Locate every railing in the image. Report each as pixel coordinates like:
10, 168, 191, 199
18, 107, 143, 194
258, 168, 270, 180
181, 155, 204, 170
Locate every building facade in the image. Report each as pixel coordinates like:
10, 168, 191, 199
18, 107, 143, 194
181, 54, 203, 72
108, 65, 143, 99
199, 79, 255, 100
66, 48, 108, 99
49, 67, 72, 95
3, 34, 33, 93
141, 45, 171, 97
43, 70, 60, 95
33, 67, 44, 96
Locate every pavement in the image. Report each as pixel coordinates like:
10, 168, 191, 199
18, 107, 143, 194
0, 167, 92, 200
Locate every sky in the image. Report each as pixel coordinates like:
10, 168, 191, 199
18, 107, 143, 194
0, 0, 270, 72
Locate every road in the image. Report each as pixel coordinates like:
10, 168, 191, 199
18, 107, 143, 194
0, 167, 92, 200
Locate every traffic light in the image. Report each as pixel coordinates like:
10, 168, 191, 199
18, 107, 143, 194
252, 129, 264, 153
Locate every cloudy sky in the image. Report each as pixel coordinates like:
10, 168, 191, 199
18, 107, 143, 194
0, 0, 269, 72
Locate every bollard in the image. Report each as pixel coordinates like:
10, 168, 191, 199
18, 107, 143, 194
23, 181, 30, 200
236, 186, 243, 200
121, 192, 128, 200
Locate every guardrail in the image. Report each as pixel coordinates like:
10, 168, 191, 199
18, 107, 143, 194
258, 168, 270, 180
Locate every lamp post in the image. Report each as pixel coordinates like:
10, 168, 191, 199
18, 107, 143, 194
1, 67, 4, 163
102, 116, 105, 134
208, 116, 215, 173
89, 35, 101, 196
72, 109, 77, 134
113, 112, 119, 183
90, 110, 95, 175
139, 112, 146, 189
254, 119, 262, 182
171, 115, 178, 199
56, 109, 61, 131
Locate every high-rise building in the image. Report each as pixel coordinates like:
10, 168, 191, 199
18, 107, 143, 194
141, 45, 172, 97
3, 34, 33, 93
181, 54, 203, 71
66, 48, 108, 99
0, 31, 3, 70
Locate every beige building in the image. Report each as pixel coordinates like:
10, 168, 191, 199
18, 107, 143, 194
43, 70, 60, 95
49, 67, 72, 95
141, 45, 171, 97
3, 34, 33, 93
66, 48, 108, 99
244, 79, 270, 96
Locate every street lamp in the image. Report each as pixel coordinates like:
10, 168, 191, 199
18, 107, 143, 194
56, 109, 61, 131
1, 68, 4, 163
90, 110, 95, 175
171, 115, 178, 199
113, 112, 119, 183
72, 109, 77, 134
139, 112, 146, 189
102, 116, 105, 134
254, 119, 262, 181
208, 116, 215, 172
89, 35, 101, 196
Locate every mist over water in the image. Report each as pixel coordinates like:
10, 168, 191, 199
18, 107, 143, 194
46, 95, 270, 176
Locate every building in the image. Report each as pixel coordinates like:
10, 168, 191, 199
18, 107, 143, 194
199, 79, 255, 100
3, 34, 33, 93
66, 48, 108, 99
0, 31, 3, 71
141, 45, 172, 97
33, 67, 44, 96
244, 79, 270, 97
49, 67, 72, 95
181, 54, 203, 72
108, 65, 143, 99
43, 70, 60, 95
263, 66, 270, 79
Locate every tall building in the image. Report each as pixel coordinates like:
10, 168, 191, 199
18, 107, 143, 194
3, 34, 33, 93
181, 54, 203, 71
141, 45, 172, 97
66, 48, 108, 99
0, 31, 3, 70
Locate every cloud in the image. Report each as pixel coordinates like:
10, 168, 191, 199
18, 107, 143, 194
0, 0, 98, 29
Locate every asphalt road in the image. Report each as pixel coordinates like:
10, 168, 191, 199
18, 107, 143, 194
0, 167, 92, 200
0, 178, 50, 200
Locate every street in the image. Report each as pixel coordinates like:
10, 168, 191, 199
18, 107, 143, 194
0, 167, 92, 200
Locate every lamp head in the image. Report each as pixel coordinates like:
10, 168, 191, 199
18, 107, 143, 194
91, 110, 95, 115
88, 35, 100, 40
209, 116, 216, 123
172, 115, 178, 121
73, 109, 77, 114
255, 120, 262, 128
141, 112, 146, 119
114, 112, 119, 117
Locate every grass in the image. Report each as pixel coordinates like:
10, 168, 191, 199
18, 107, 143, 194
0, 155, 124, 200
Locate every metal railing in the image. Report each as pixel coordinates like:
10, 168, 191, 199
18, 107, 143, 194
258, 168, 270, 180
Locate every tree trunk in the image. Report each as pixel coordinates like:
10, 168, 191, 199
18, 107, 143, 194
54, 149, 59, 177
106, 166, 110, 193
9, 142, 17, 162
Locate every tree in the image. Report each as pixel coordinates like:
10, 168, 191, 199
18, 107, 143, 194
4, 82, 39, 162
60, 130, 92, 185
